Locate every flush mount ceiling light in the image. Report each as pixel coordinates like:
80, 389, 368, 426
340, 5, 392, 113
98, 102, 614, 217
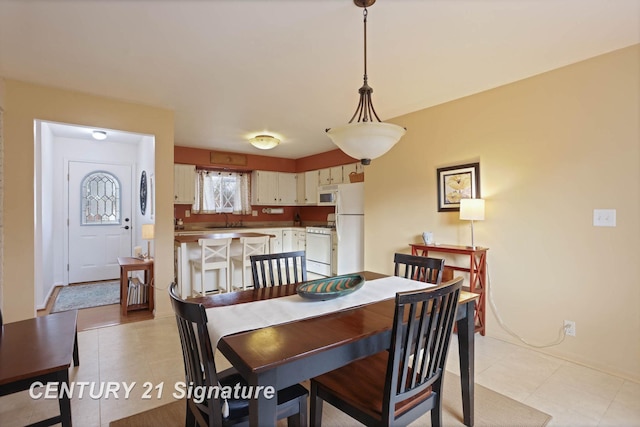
326, 0, 406, 165
249, 134, 280, 150
92, 130, 107, 140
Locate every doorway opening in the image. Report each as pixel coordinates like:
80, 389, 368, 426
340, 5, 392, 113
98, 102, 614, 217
34, 120, 155, 325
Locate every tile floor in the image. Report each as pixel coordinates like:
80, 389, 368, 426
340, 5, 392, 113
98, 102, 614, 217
1, 315, 638, 426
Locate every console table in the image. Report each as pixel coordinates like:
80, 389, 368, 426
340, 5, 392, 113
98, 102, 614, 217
410, 243, 488, 335
117, 257, 154, 316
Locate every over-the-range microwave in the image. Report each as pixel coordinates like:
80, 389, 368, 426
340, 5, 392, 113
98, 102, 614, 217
317, 185, 339, 206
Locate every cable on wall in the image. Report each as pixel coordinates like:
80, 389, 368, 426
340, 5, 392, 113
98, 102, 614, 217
486, 262, 570, 348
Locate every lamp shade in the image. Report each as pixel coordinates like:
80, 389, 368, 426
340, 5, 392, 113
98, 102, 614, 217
326, 122, 406, 163
249, 135, 280, 150
459, 199, 485, 221
141, 224, 155, 239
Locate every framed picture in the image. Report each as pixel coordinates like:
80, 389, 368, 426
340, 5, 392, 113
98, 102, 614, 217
437, 162, 480, 212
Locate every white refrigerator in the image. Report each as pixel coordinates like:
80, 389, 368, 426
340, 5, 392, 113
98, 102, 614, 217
334, 182, 365, 275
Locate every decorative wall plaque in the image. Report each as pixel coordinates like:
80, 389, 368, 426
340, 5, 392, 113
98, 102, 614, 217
140, 171, 147, 215
210, 151, 248, 166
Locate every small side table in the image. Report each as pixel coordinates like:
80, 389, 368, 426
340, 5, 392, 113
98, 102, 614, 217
117, 257, 154, 316
410, 243, 488, 335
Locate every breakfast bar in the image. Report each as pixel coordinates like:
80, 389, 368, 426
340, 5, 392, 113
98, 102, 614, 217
174, 231, 274, 298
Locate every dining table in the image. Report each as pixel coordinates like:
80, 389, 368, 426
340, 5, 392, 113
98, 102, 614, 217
0, 310, 79, 426
192, 271, 479, 427
174, 231, 274, 298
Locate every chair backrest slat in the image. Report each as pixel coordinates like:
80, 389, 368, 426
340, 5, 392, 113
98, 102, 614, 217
382, 277, 463, 421
250, 251, 307, 288
394, 253, 445, 284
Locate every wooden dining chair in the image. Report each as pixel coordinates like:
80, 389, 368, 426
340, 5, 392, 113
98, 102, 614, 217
310, 276, 463, 427
168, 283, 309, 427
394, 253, 445, 284
250, 251, 307, 288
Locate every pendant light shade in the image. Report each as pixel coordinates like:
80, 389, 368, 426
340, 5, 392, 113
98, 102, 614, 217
326, 122, 406, 165
326, 0, 406, 165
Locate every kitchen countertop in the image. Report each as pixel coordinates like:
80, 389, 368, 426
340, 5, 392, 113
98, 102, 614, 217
174, 223, 319, 234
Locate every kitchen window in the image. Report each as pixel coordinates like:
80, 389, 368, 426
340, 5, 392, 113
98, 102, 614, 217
193, 170, 251, 214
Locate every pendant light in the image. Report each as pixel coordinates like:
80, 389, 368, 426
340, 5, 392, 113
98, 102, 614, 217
326, 0, 406, 165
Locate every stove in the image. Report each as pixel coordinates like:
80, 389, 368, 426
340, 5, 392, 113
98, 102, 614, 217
306, 225, 335, 234
305, 226, 336, 277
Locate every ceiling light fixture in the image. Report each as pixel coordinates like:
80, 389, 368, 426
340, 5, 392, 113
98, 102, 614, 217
92, 130, 107, 140
249, 134, 280, 150
326, 0, 406, 165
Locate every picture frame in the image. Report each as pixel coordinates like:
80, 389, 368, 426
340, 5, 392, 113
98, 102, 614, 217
436, 162, 480, 212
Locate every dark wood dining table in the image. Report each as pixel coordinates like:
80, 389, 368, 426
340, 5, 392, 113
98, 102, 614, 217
0, 310, 80, 426
193, 271, 478, 426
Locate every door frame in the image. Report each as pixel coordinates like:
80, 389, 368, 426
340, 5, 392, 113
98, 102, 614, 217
63, 158, 136, 285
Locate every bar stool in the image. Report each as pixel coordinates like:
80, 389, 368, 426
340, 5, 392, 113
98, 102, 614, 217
230, 236, 270, 290
190, 238, 232, 296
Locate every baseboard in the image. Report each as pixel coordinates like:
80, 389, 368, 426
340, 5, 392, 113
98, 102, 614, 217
38, 282, 64, 311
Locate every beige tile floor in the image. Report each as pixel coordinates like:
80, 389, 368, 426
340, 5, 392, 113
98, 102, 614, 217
1, 315, 638, 426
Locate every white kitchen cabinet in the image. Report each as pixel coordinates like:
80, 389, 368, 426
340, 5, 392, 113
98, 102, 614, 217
294, 230, 306, 251
251, 170, 278, 205
341, 162, 364, 182
265, 229, 283, 253
277, 172, 297, 205
330, 166, 344, 184
318, 168, 331, 186
296, 171, 318, 205
282, 229, 293, 252
251, 171, 297, 205
282, 229, 306, 252
295, 173, 305, 205
174, 164, 196, 204
318, 166, 346, 185
304, 170, 318, 205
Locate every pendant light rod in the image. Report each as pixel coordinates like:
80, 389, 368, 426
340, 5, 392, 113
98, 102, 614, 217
348, 1, 381, 125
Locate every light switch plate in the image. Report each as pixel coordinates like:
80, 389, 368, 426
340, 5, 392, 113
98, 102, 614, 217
593, 209, 616, 227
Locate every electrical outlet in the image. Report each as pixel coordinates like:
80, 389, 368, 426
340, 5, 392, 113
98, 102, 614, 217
185, 210, 191, 218
252, 210, 258, 217
593, 209, 616, 227
564, 320, 576, 337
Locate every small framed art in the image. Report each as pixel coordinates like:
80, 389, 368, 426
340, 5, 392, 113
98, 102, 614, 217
436, 162, 480, 212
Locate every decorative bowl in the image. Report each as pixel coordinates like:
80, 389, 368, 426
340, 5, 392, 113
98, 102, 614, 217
296, 274, 365, 301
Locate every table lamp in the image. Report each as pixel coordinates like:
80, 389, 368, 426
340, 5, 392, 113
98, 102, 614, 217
459, 198, 484, 249
141, 224, 155, 259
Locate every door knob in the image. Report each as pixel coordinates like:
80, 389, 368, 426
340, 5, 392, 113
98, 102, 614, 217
122, 225, 130, 230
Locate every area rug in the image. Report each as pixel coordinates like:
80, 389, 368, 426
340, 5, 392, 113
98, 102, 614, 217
51, 281, 120, 313
109, 374, 551, 426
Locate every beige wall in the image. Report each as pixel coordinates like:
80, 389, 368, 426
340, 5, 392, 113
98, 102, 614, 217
2, 79, 175, 321
365, 45, 640, 381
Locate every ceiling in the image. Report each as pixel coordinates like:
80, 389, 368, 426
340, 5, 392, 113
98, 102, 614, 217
1, 0, 638, 159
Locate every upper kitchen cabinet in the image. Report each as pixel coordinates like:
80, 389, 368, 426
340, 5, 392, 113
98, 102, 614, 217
318, 166, 346, 185
296, 171, 318, 205
277, 172, 297, 205
251, 171, 297, 205
319, 163, 364, 185
342, 162, 364, 181
174, 164, 196, 204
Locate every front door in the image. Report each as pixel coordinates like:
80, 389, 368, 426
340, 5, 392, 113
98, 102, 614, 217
68, 161, 132, 283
